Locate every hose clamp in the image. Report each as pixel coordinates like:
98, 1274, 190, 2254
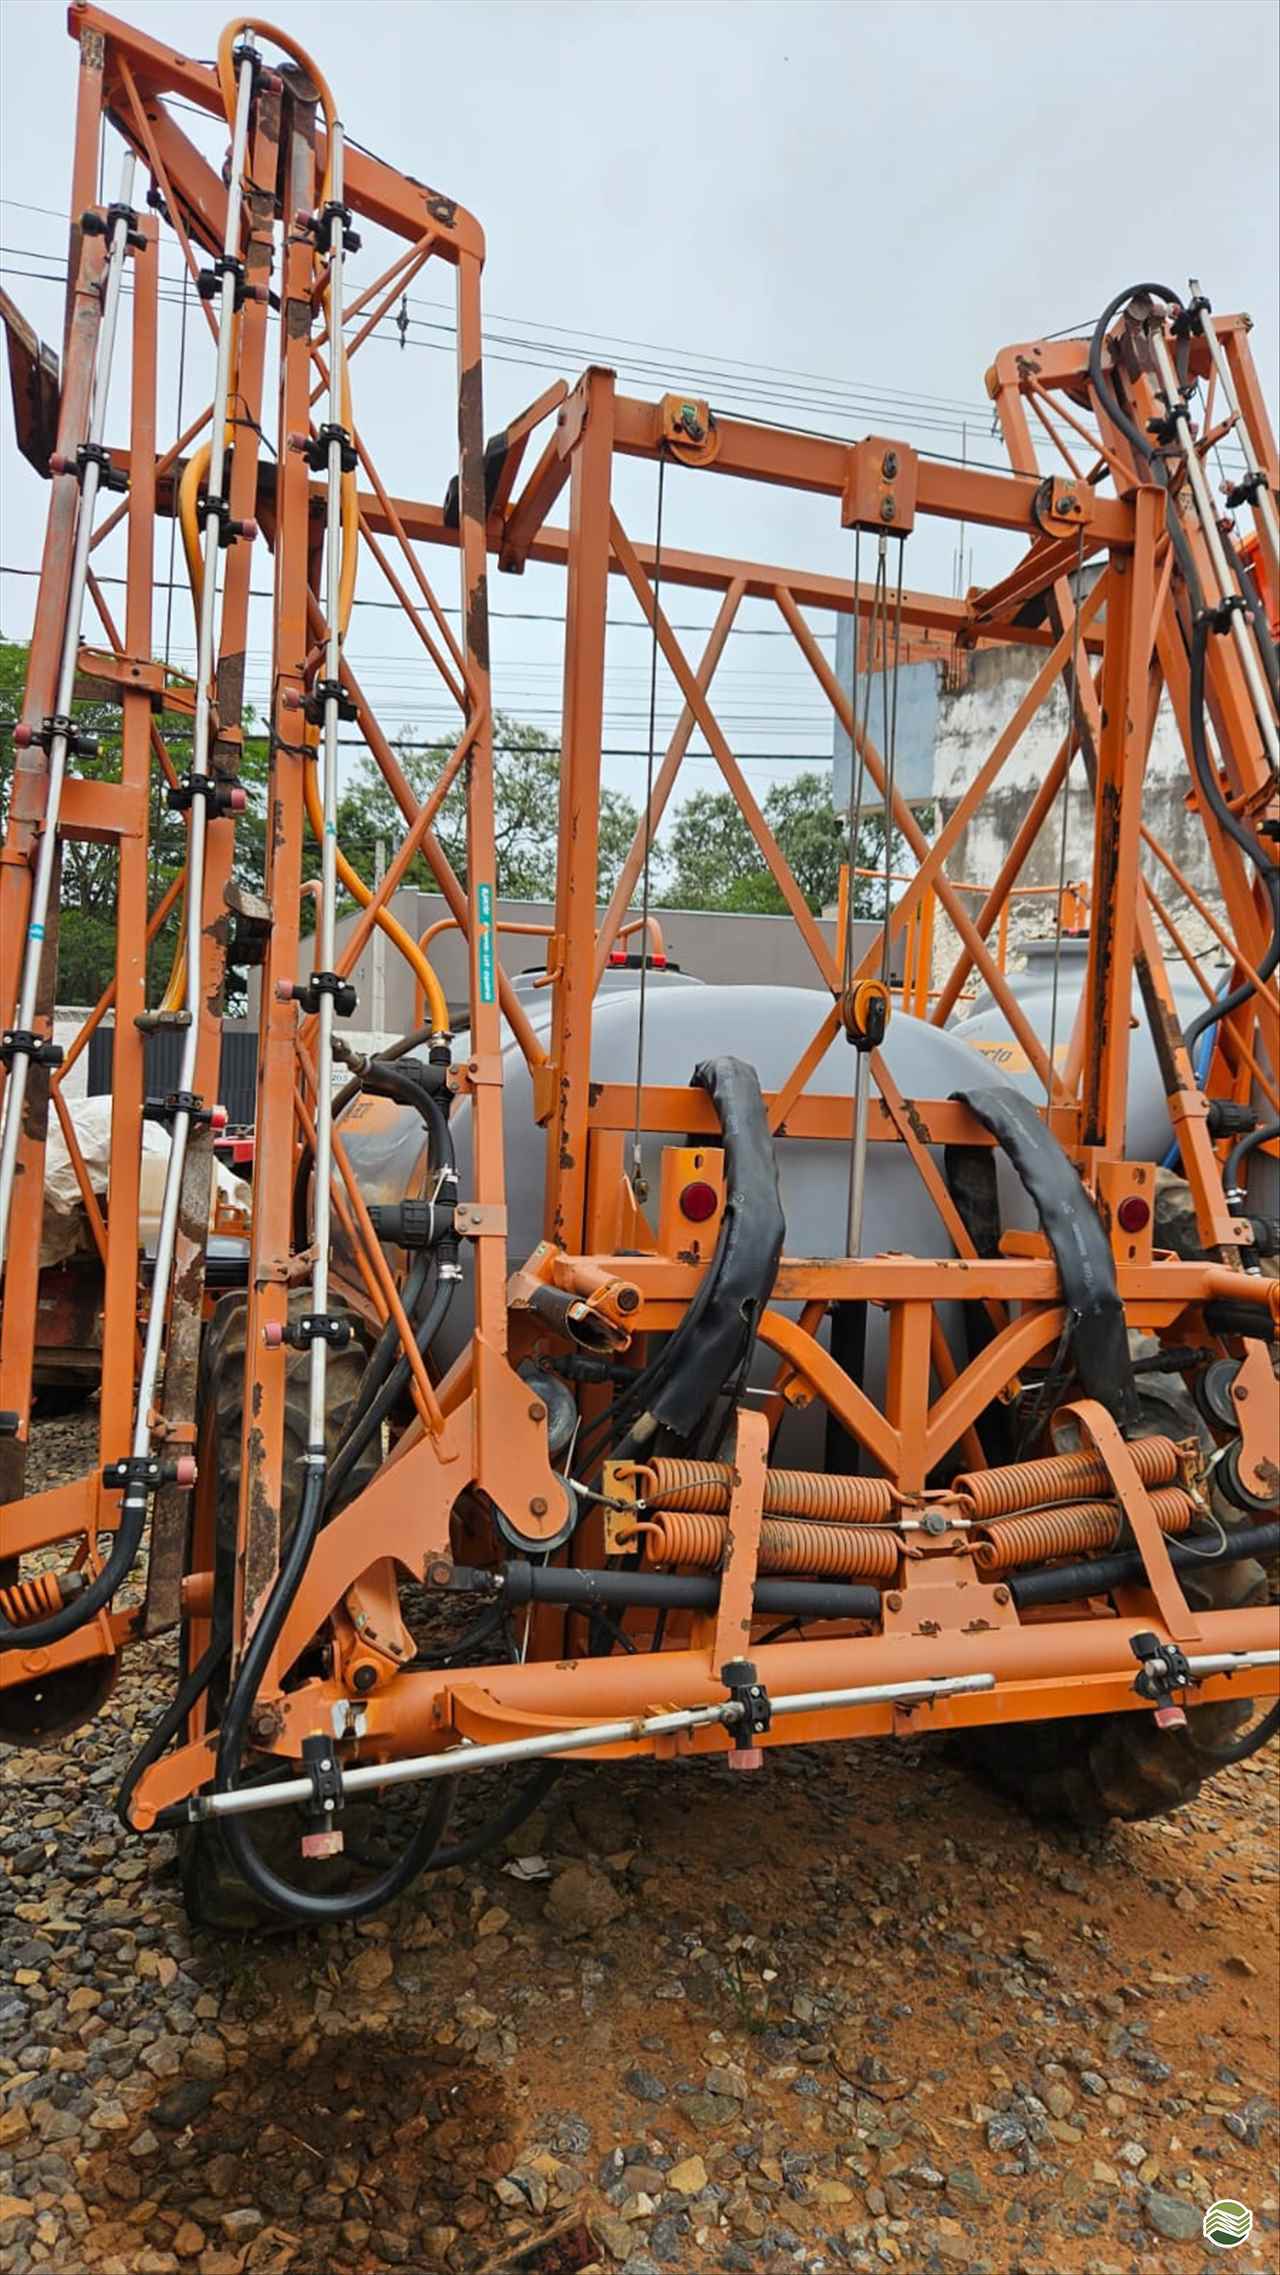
264, 1313, 353, 1352
142, 1091, 225, 1131
102, 1452, 195, 1499
277, 970, 358, 1018
303, 422, 358, 474
301, 677, 358, 726
306, 199, 361, 257
81, 202, 146, 251
1197, 594, 1246, 635
1224, 469, 1269, 508
14, 715, 100, 761
197, 253, 248, 310
197, 489, 258, 549
166, 772, 246, 819
0, 1029, 63, 1071
50, 440, 128, 494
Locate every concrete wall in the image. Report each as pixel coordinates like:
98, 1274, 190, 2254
931, 644, 1217, 930
250, 896, 894, 1047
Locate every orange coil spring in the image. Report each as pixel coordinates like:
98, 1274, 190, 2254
639, 1509, 901, 1579
973, 1487, 1196, 1570
953, 1436, 1181, 1520
0, 1570, 65, 1627
634, 1460, 897, 1522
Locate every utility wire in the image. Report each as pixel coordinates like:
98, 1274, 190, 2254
3, 231, 1198, 472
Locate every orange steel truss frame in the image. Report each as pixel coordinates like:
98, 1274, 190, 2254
0, 8, 1277, 1816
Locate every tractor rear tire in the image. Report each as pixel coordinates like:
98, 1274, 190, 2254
961, 1546, 1269, 1826
959, 1368, 1272, 1826
178, 1293, 375, 1932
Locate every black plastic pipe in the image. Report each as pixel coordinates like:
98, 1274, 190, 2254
489, 1563, 882, 1623
1009, 1521, 1279, 1610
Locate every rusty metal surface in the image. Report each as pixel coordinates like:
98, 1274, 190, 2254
0, 287, 59, 475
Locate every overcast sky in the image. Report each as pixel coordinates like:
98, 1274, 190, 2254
2, 0, 1277, 822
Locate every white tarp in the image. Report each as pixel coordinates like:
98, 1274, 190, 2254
42, 1096, 247, 1268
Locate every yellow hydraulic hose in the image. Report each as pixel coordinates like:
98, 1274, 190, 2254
300, 762, 451, 1033
215, 20, 336, 164
161, 22, 449, 1035
156, 449, 218, 1012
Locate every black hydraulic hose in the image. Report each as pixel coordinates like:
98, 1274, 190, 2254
292, 1024, 446, 1246
117, 1622, 231, 1834
589, 1058, 785, 1469
8, 1050, 458, 1658
1087, 284, 1190, 508
325, 1060, 458, 1488
0, 1488, 148, 1653
951, 1083, 1139, 1429
200, 1050, 461, 1917
1185, 1699, 1280, 1764
1181, 616, 1280, 1055
1088, 287, 1280, 1059
426, 1763, 562, 1874
493, 1561, 883, 1623
1225, 1117, 1280, 1195
213, 1465, 454, 1922
341, 1251, 433, 1448
647, 1057, 785, 1439
1008, 1518, 1279, 1610
1222, 523, 1280, 710
333, 1022, 441, 1110
324, 1246, 458, 1509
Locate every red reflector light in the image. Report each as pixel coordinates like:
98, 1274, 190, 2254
679, 1179, 719, 1223
1116, 1195, 1150, 1233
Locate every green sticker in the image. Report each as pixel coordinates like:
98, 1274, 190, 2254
477, 880, 495, 1004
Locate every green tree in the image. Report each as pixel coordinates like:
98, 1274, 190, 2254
335, 714, 641, 902
0, 636, 270, 1012
660, 768, 930, 917
1, 637, 124, 1003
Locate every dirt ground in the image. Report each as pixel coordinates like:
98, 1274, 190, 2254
2, 1408, 1277, 2275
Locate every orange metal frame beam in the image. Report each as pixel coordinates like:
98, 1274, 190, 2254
1, 13, 1275, 1805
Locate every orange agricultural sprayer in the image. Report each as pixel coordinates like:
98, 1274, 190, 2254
1, 8, 1277, 1927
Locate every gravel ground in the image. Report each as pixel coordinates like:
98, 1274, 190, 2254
2, 1407, 1277, 2275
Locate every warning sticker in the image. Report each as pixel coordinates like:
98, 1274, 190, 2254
477, 880, 496, 1004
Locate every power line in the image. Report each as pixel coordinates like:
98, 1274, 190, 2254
0, 195, 1120, 417
0, 227, 1152, 471
0, 564, 836, 641
0, 196, 994, 418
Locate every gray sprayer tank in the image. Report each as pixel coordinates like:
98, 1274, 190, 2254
947, 936, 1221, 1164
337, 975, 1032, 1433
